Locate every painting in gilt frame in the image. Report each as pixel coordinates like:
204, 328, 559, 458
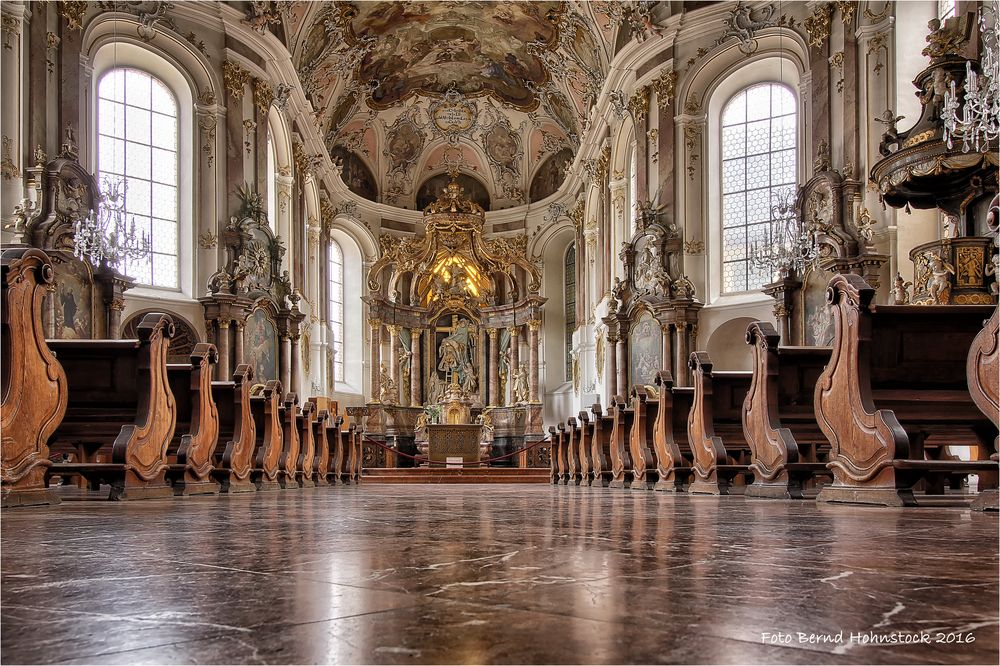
246, 307, 278, 383
629, 313, 662, 390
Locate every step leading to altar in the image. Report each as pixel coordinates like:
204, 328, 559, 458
361, 468, 551, 484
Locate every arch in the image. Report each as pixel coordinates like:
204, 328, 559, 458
330, 146, 378, 200
564, 241, 576, 381
705, 316, 757, 371
121, 309, 199, 362
529, 148, 574, 203
416, 172, 490, 210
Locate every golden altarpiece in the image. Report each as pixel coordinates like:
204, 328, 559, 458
359, 181, 547, 468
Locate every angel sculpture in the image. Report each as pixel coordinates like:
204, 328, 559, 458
892, 273, 913, 305
925, 252, 956, 305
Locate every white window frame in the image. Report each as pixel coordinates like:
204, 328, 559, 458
328, 239, 345, 384
90, 42, 195, 299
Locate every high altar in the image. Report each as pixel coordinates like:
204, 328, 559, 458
359, 179, 547, 468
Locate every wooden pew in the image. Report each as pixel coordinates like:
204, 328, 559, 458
687, 352, 753, 495
608, 396, 634, 489
296, 401, 317, 488
555, 422, 569, 484
344, 422, 358, 484
651, 371, 694, 492
576, 411, 594, 486
628, 388, 659, 491
814, 274, 998, 506
548, 425, 560, 484
1, 248, 67, 507
968, 307, 999, 511
211, 364, 256, 494
279, 393, 301, 489
326, 415, 345, 484
589, 404, 614, 488
742, 321, 833, 499
165, 343, 220, 495
566, 417, 582, 485
350, 421, 363, 483
312, 409, 331, 486
250, 380, 283, 491
46, 313, 177, 501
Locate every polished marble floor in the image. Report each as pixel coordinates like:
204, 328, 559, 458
1, 485, 998, 665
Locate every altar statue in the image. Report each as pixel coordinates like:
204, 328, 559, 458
438, 318, 475, 387
512, 363, 529, 404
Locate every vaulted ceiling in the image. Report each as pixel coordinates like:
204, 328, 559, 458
284, 1, 619, 210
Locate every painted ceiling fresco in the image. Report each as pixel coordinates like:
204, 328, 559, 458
289, 1, 621, 210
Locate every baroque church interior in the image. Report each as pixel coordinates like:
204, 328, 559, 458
1, 0, 998, 664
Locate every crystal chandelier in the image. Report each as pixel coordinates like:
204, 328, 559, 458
72, 176, 151, 269
942, 1, 1000, 153
749, 190, 819, 281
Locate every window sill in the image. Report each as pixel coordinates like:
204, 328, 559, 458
125, 287, 198, 305
705, 291, 774, 309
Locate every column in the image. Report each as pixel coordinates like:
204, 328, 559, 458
217, 320, 231, 382
410, 328, 422, 407
507, 325, 520, 402
369, 318, 382, 402
386, 324, 400, 405
606, 333, 618, 403
108, 299, 125, 340
234, 320, 245, 367
675, 322, 689, 387
281, 334, 292, 393
488, 328, 499, 406
774, 303, 791, 345
478, 326, 487, 405
616, 336, 628, 399
1, 4, 24, 234
660, 322, 673, 379
290, 335, 301, 397
528, 319, 541, 403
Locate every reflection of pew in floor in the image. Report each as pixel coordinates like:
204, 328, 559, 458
1, 248, 67, 507
608, 396, 634, 489
651, 371, 693, 492
46, 313, 177, 500
589, 404, 614, 488
296, 401, 316, 488
166, 343, 221, 495
815, 274, 998, 506
742, 322, 832, 499
250, 380, 283, 491
968, 307, 999, 511
629, 388, 659, 491
311, 409, 331, 486
687, 352, 752, 495
212, 364, 256, 494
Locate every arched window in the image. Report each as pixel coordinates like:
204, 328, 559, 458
628, 140, 638, 236
564, 242, 576, 381
97, 67, 179, 289
720, 82, 796, 293
328, 240, 345, 382
266, 132, 277, 232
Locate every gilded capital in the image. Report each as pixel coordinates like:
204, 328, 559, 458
506, 325, 520, 337
527, 319, 541, 332
368, 317, 382, 329
487, 328, 499, 339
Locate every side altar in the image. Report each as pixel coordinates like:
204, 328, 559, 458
359, 179, 548, 469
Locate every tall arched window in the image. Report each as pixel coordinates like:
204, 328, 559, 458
564, 242, 576, 381
97, 67, 179, 289
266, 132, 277, 231
721, 82, 796, 293
328, 240, 345, 382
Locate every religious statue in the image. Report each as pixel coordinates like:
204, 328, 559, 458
414, 412, 428, 443
427, 372, 445, 404
874, 109, 905, 156
512, 364, 529, 404
671, 275, 696, 300
437, 318, 475, 388
942, 214, 960, 239
986, 247, 999, 296
925, 251, 956, 305
892, 273, 913, 305
478, 408, 495, 444
378, 362, 397, 405
400, 348, 413, 397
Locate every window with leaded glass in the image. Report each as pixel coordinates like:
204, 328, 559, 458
720, 82, 797, 293
328, 240, 345, 383
564, 242, 576, 381
938, 0, 957, 20
97, 68, 179, 289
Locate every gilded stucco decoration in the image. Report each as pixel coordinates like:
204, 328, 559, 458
804, 3, 834, 50
716, 1, 777, 55
223, 60, 251, 101
650, 69, 678, 109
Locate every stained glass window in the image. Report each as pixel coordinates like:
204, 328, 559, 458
564, 242, 576, 381
328, 240, 345, 383
721, 82, 797, 293
97, 68, 179, 289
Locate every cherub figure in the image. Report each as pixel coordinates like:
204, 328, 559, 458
892, 272, 913, 305
874, 109, 905, 156
924, 252, 956, 305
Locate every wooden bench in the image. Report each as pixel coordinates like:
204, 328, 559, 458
211, 364, 256, 493
548, 425, 560, 484
576, 411, 594, 486
249, 380, 283, 491
687, 352, 753, 495
608, 396, 634, 489
165, 343, 221, 496
589, 404, 614, 487
326, 415, 345, 484
651, 371, 694, 492
46, 313, 177, 501
311, 409, 331, 486
815, 274, 998, 506
296, 401, 316, 488
629, 388, 659, 491
346, 421, 361, 483
278, 393, 301, 489
968, 307, 999, 511
742, 321, 833, 499
566, 417, 582, 485
554, 422, 569, 484
1, 248, 67, 507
